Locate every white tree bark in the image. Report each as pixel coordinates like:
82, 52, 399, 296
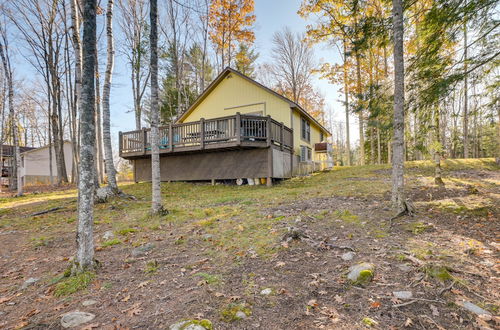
391, 0, 405, 211
70, 0, 82, 183
76, 0, 97, 272
102, 0, 119, 192
0, 34, 22, 196
150, 0, 163, 214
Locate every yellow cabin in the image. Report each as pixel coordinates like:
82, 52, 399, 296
119, 67, 332, 184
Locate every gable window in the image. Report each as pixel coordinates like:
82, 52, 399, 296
320, 131, 324, 142
300, 145, 312, 162
301, 117, 310, 142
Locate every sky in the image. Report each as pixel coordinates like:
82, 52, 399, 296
13, 0, 360, 147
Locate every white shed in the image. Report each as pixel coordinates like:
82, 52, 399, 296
20, 141, 74, 186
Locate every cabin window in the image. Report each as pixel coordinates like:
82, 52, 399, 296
320, 132, 324, 142
301, 117, 310, 142
300, 145, 312, 162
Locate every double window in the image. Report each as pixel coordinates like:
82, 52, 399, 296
300, 145, 312, 162
300, 117, 310, 142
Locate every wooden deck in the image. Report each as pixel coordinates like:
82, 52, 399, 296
119, 114, 293, 159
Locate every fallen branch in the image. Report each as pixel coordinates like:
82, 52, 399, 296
393, 298, 443, 308
438, 280, 456, 295
29, 207, 63, 217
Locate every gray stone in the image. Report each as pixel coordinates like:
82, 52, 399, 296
235, 311, 247, 319
347, 262, 375, 284
131, 243, 155, 257
21, 277, 39, 289
461, 301, 492, 316
260, 288, 272, 295
102, 231, 114, 240
341, 252, 356, 261
60, 311, 95, 328
82, 300, 98, 307
169, 320, 211, 330
397, 264, 412, 272
202, 234, 213, 241
393, 291, 413, 300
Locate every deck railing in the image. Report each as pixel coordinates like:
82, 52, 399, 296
119, 113, 293, 157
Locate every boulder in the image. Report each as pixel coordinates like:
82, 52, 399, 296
260, 288, 272, 295
347, 262, 375, 285
21, 277, 39, 289
102, 231, 114, 240
82, 300, 98, 307
60, 311, 95, 328
131, 243, 155, 257
460, 301, 492, 316
393, 291, 413, 300
341, 252, 356, 261
169, 319, 213, 330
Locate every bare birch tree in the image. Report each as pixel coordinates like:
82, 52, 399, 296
117, 0, 149, 130
75, 0, 97, 273
102, 0, 119, 192
150, 0, 164, 215
0, 25, 22, 196
391, 0, 406, 212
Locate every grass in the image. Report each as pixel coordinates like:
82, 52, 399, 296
101, 238, 122, 248
194, 272, 221, 285
54, 271, 95, 297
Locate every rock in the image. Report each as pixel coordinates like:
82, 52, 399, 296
341, 252, 356, 261
169, 319, 213, 330
393, 291, 413, 300
95, 186, 115, 203
131, 243, 155, 257
260, 288, 272, 295
102, 231, 114, 240
82, 300, 98, 307
347, 262, 375, 285
235, 311, 247, 319
460, 301, 492, 316
202, 234, 213, 241
60, 311, 95, 328
21, 277, 39, 289
397, 264, 412, 272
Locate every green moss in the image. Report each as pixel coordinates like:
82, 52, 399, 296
404, 222, 432, 234
31, 236, 52, 248
362, 317, 378, 327
179, 319, 213, 330
54, 271, 94, 297
101, 238, 122, 248
116, 228, 137, 235
220, 303, 252, 322
354, 270, 374, 285
194, 272, 221, 285
145, 260, 159, 274
423, 265, 453, 282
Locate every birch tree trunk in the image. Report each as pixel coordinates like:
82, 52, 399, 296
355, 53, 365, 165
391, 0, 405, 211
343, 39, 351, 166
75, 0, 97, 273
150, 0, 163, 214
0, 36, 22, 196
71, 0, 82, 183
463, 18, 469, 158
102, 0, 119, 192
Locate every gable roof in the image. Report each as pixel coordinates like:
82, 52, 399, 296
176, 67, 330, 135
0, 144, 36, 157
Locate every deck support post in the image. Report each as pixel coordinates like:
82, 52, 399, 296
280, 122, 284, 151
200, 118, 205, 150
211, 178, 215, 186
142, 128, 147, 155
235, 112, 241, 145
118, 131, 123, 157
266, 115, 272, 147
168, 122, 173, 152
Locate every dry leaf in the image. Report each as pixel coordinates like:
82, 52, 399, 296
318, 290, 328, 295
0, 295, 14, 304
54, 304, 66, 311
138, 281, 149, 288
307, 299, 319, 308
370, 301, 381, 308
276, 261, 286, 267
120, 294, 131, 302
214, 292, 224, 297
22, 309, 40, 320
14, 321, 29, 329
229, 295, 241, 301
124, 302, 143, 317
430, 304, 440, 316
404, 318, 413, 327
334, 295, 343, 303
81, 323, 100, 330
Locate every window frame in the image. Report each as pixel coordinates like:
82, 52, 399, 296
300, 117, 311, 142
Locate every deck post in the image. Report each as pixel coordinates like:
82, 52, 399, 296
235, 112, 241, 145
142, 128, 147, 155
266, 115, 271, 147
280, 122, 284, 151
118, 131, 123, 157
211, 178, 215, 186
168, 122, 173, 152
200, 118, 205, 150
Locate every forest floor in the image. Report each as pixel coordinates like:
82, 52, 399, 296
0, 159, 499, 330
